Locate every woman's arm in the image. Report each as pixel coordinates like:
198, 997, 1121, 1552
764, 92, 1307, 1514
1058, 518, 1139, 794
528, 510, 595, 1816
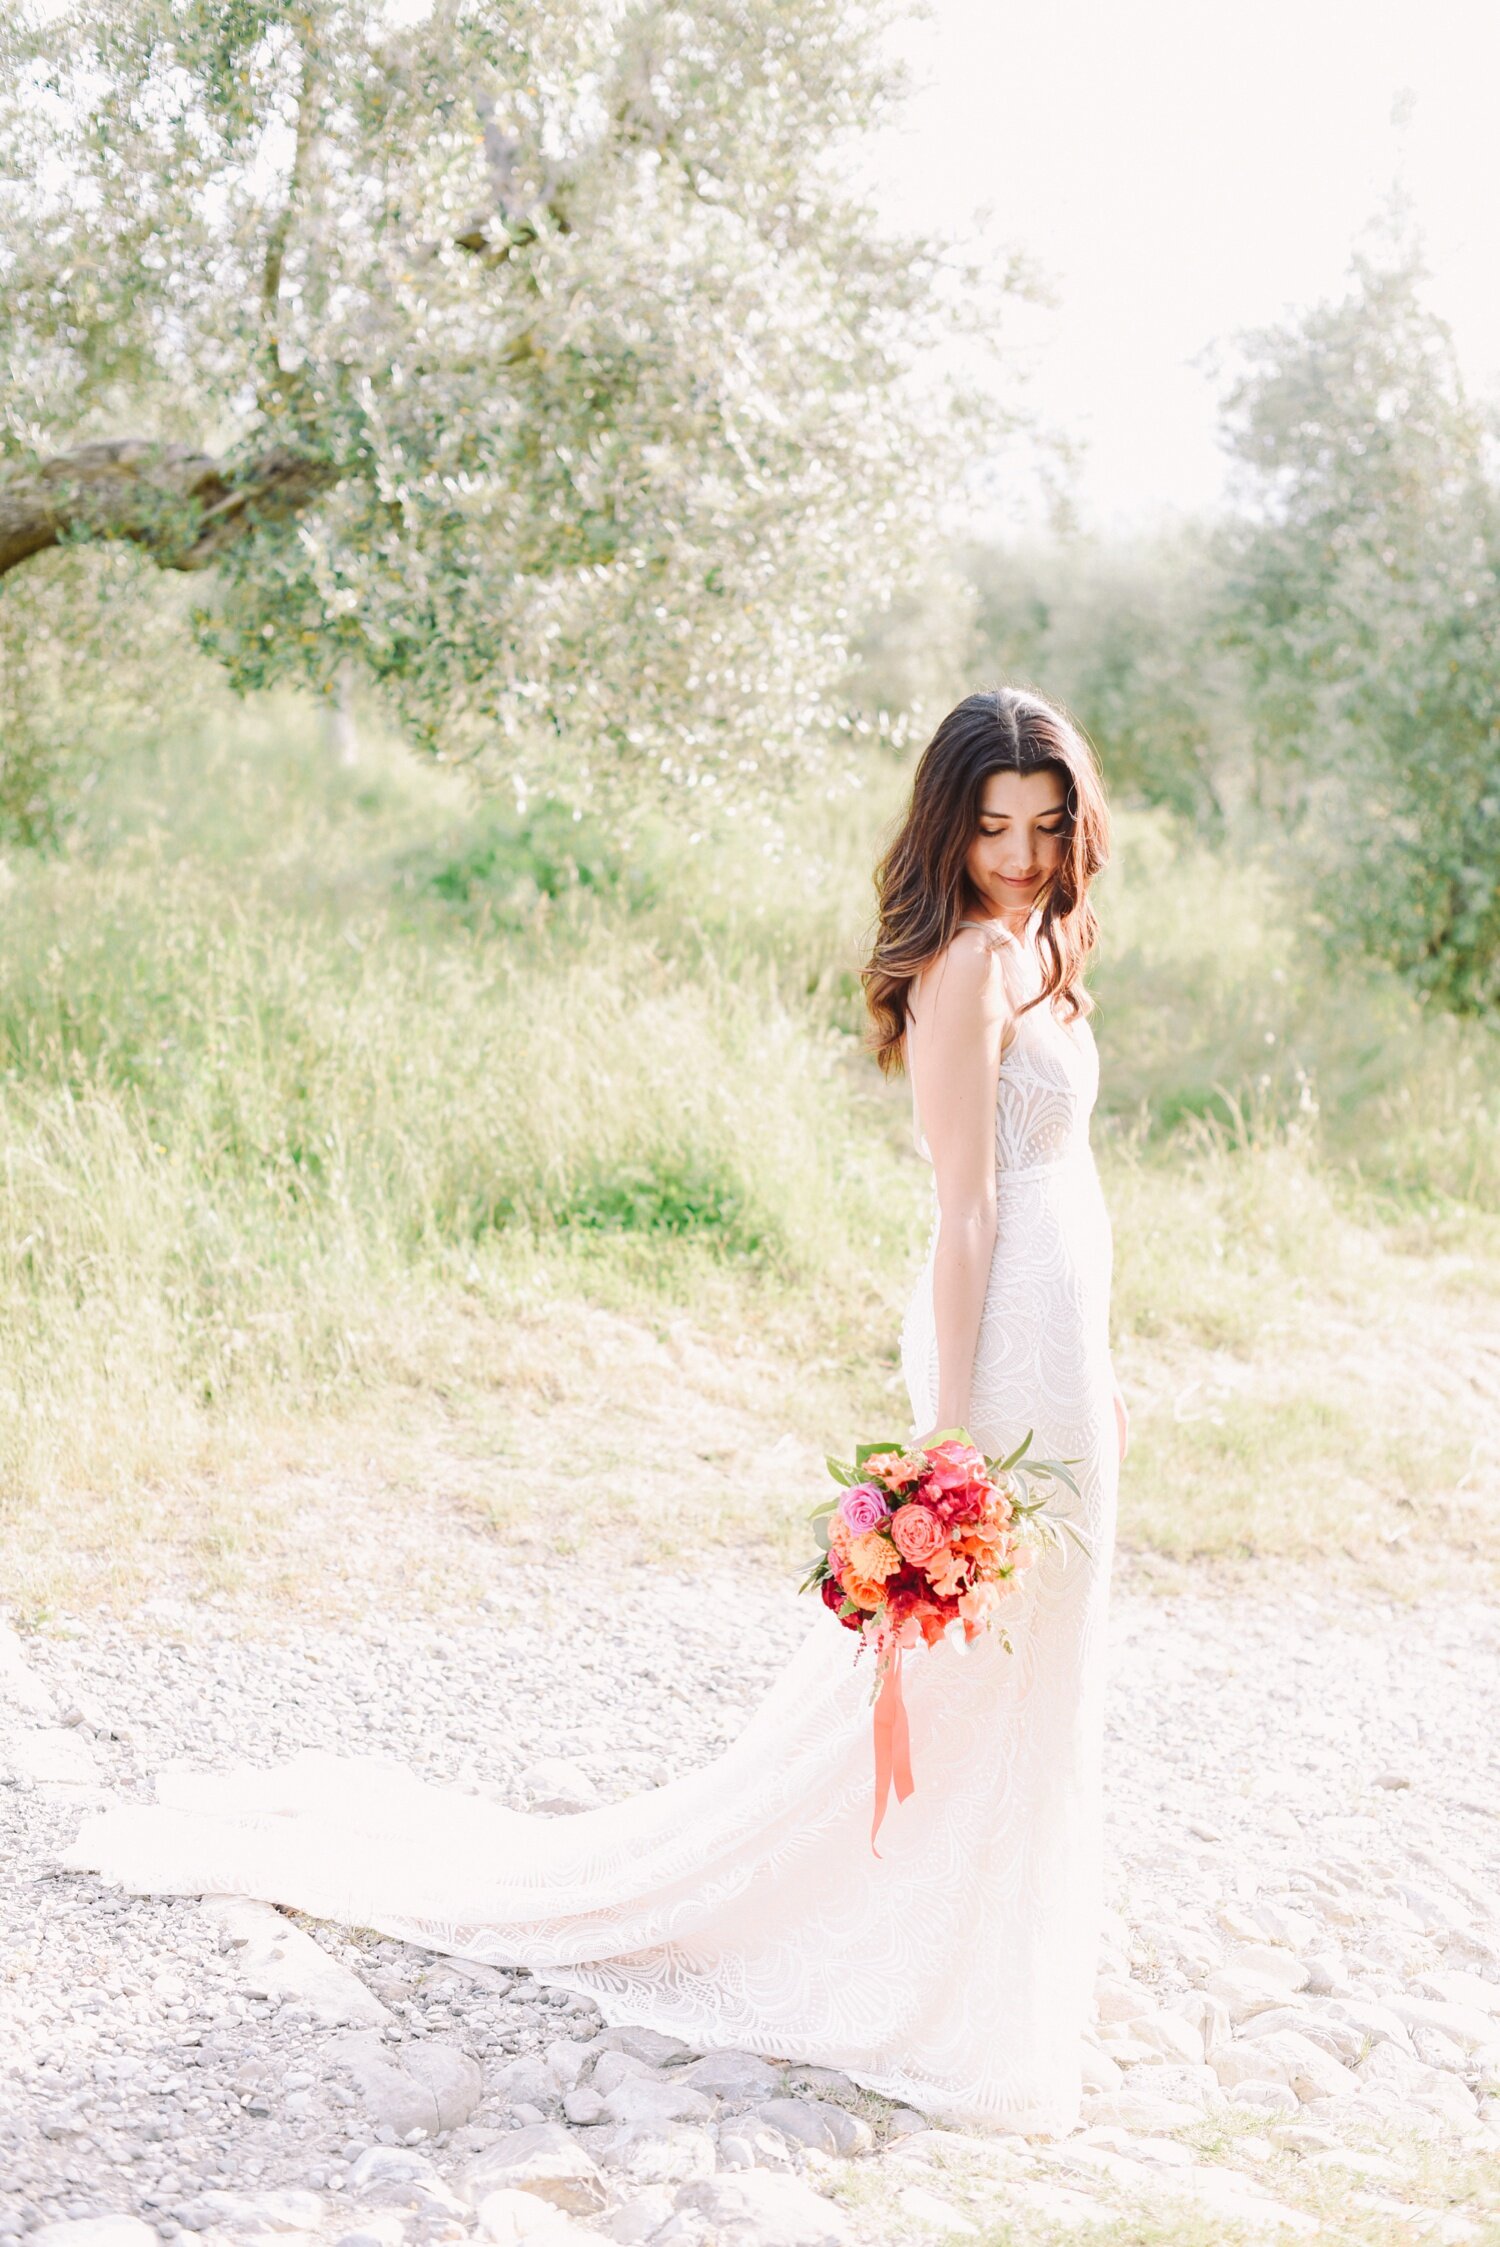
908, 932, 1011, 1437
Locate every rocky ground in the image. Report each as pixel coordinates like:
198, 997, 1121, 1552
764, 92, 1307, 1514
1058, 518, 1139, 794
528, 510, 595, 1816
3, 1566, 1499, 2247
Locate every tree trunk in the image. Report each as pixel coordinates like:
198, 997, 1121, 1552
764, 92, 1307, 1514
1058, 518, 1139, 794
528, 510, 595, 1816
0, 440, 338, 580
326, 661, 360, 768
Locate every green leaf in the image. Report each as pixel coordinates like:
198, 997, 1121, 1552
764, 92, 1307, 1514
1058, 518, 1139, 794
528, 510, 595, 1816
813, 1514, 832, 1552
994, 1429, 1035, 1472
824, 1455, 856, 1487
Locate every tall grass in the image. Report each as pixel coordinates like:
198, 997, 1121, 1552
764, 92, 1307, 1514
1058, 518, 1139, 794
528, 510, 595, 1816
1, 696, 1496, 1580
0, 705, 918, 1504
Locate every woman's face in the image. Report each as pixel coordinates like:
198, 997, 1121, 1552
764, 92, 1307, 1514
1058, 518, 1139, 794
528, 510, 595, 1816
963, 767, 1069, 923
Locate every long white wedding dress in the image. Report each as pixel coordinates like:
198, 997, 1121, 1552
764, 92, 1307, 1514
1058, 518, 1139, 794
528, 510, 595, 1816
65, 921, 1117, 2135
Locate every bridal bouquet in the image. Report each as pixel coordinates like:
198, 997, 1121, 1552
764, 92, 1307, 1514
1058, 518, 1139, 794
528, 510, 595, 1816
801, 1432, 1083, 1850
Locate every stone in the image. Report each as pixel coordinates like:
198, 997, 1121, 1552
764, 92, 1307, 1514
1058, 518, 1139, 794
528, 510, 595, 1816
521, 1759, 602, 1813
716, 2126, 798, 2174
1411, 2076, 1480, 2132
1223, 2030, 1358, 2102
1301, 1953, 1346, 1997
491, 2055, 560, 2108
819, 2107, 875, 2157
672, 2173, 852, 2246
1224, 1944, 1310, 1992
335, 2223, 405, 2247
5, 1727, 98, 1787
591, 2050, 660, 2095
586, 2122, 717, 2186
600, 2073, 714, 2127
0, 1622, 56, 1716
201, 1897, 392, 2027
1127, 2011, 1206, 2065
1098, 2028, 1162, 2066
1254, 1903, 1321, 1952
1229, 2081, 1300, 2117
1205, 1968, 1304, 2024
753, 2097, 840, 2154
1420, 1971, 1500, 2017
1325, 1997, 1412, 2049
1080, 2090, 1204, 2132
562, 2086, 608, 2126
542, 2038, 589, 2091
1080, 2044, 1123, 2092
332, 2031, 483, 2137
1236, 2006, 1358, 2062
598, 2188, 677, 2244
474, 2189, 598, 2245
1094, 1974, 1155, 2024
460, 2124, 609, 2217
348, 2149, 441, 2191
182, 2189, 327, 2232
33, 2226, 157, 2247
896, 2184, 979, 2235
885, 2107, 930, 2138
1386, 1995, 1497, 2052
590, 2024, 690, 2066
678, 2050, 782, 2100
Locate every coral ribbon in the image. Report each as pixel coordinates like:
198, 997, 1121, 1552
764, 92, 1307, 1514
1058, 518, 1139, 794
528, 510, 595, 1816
870, 1644, 915, 1856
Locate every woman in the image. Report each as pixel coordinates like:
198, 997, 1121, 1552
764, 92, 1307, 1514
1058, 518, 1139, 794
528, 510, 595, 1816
65, 686, 1121, 2136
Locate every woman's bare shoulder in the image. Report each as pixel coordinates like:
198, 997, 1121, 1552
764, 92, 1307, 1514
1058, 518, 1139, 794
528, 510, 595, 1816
911, 926, 1010, 1023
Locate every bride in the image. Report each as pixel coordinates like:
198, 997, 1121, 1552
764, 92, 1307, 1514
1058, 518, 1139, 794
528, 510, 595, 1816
66, 686, 1124, 2137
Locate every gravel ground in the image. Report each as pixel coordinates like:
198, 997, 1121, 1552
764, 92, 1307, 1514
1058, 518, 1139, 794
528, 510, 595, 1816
3, 1566, 1499, 2247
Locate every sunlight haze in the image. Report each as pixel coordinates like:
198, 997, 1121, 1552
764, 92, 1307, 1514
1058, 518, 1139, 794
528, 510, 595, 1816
871, 0, 1500, 531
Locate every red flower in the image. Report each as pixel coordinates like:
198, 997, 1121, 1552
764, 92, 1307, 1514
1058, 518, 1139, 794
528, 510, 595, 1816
921, 1442, 994, 1525
821, 1575, 862, 1631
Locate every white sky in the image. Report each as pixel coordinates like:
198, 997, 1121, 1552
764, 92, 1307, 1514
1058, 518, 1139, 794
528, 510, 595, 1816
868, 0, 1500, 533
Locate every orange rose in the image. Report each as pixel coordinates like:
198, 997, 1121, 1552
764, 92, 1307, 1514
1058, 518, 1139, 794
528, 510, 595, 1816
889, 1503, 943, 1566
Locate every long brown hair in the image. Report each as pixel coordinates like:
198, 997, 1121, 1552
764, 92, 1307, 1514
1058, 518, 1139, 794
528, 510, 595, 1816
863, 687, 1111, 1075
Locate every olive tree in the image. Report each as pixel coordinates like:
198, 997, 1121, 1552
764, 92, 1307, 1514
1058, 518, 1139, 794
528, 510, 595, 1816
1221, 246, 1500, 1013
0, 0, 1012, 808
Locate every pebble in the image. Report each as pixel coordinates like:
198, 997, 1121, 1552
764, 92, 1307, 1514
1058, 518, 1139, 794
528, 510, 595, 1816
1, 1573, 1496, 2245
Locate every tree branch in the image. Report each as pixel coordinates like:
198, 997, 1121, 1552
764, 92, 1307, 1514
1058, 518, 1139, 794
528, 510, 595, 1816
0, 439, 340, 580
263, 35, 324, 367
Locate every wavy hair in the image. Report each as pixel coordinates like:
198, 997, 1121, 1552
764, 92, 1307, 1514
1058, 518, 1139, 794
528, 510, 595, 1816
863, 687, 1111, 1075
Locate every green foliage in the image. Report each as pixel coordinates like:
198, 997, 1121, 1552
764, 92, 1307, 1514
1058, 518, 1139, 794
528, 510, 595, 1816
1220, 243, 1500, 1013
0, 548, 203, 847
1, 0, 1011, 807
960, 532, 1246, 831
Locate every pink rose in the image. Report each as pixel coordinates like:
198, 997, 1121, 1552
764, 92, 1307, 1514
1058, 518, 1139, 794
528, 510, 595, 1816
888, 1501, 943, 1566
837, 1483, 890, 1535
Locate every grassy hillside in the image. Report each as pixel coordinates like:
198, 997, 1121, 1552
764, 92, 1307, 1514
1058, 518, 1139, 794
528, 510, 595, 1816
3, 699, 1496, 1613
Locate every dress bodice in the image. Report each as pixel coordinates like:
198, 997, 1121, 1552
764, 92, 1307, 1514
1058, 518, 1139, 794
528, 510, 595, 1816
907, 920, 1099, 1181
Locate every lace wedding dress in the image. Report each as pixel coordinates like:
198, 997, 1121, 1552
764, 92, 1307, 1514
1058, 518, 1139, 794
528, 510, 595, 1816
65, 920, 1117, 2134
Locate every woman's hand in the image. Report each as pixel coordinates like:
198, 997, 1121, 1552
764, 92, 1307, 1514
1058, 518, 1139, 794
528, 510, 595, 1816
913, 1423, 967, 1453
1112, 1384, 1129, 1464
